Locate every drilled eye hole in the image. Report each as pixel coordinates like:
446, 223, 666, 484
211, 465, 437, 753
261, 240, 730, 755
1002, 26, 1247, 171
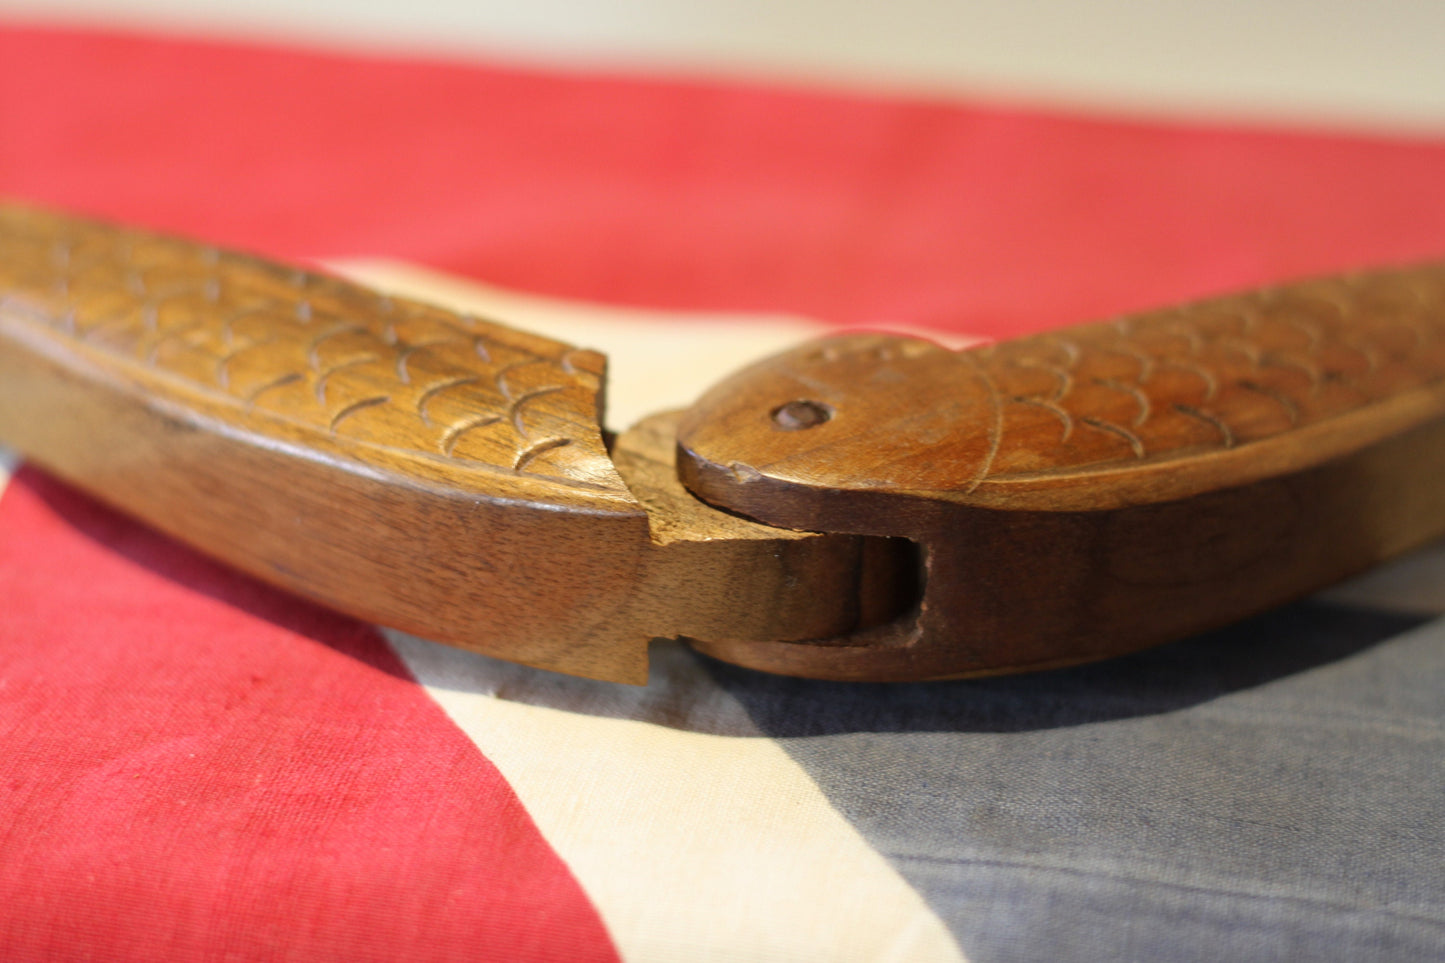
771, 399, 833, 431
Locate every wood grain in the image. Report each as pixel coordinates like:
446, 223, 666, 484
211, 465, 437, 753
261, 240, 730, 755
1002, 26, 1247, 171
678, 264, 1445, 680
12, 203, 1445, 685
0, 205, 895, 682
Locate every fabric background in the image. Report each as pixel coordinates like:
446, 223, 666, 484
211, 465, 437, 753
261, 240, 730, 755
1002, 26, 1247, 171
1, 23, 1444, 962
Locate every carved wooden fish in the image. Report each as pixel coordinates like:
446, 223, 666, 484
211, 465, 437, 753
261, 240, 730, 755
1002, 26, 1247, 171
5, 204, 1445, 682
679, 267, 1445, 517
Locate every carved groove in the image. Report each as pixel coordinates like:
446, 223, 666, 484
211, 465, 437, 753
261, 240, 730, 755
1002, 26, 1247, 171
442, 414, 503, 457
315, 355, 380, 404
1079, 417, 1145, 458
509, 385, 568, 436
417, 376, 482, 427
330, 395, 392, 433
1173, 404, 1235, 447
1011, 396, 1075, 441
515, 437, 572, 472
245, 372, 303, 407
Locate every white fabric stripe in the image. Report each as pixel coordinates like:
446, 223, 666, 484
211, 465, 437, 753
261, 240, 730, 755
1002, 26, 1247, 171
369, 264, 964, 960
387, 633, 966, 963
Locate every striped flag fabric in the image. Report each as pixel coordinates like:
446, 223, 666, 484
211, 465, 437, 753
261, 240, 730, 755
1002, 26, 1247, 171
1, 23, 1444, 962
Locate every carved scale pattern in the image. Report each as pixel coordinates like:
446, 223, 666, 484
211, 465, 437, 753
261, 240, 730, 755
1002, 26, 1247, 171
970, 265, 1445, 480
0, 207, 623, 491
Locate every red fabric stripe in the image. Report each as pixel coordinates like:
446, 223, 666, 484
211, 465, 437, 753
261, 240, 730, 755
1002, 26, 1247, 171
1, 23, 1444, 961
0, 469, 620, 963
2, 25, 1444, 342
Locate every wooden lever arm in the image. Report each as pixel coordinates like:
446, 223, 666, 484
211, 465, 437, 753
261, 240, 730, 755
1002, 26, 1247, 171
0, 205, 903, 683
679, 263, 1445, 679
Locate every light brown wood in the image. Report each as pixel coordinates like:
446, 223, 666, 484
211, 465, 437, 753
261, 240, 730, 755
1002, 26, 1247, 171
11, 202, 1445, 685
0, 205, 898, 683
678, 267, 1445, 680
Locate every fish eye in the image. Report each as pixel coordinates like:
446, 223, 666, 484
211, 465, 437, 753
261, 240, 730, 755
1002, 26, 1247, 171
771, 399, 833, 431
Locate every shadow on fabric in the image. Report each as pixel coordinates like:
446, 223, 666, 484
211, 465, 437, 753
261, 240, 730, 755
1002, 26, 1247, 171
702, 600, 1429, 736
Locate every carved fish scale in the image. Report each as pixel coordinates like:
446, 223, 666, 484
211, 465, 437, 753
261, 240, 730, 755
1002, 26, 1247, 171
973, 270, 1445, 499
0, 207, 621, 486
4, 204, 1445, 682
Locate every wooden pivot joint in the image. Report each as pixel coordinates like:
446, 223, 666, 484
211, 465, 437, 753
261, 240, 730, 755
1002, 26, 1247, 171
6, 203, 1445, 684
678, 268, 1445, 679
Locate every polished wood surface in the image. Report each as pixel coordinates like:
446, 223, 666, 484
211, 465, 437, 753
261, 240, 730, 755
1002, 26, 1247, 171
678, 265, 1445, 679
8, 203, 1445, 684
0, 205, 888, 682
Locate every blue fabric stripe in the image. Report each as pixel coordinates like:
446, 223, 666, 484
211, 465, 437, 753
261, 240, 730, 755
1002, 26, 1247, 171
711, 602, 1445, 963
